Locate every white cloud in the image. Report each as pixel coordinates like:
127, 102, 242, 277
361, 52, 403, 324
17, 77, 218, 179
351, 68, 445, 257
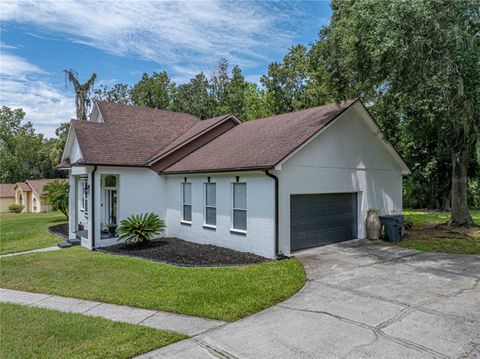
0, 53, 44, 76
0, 52, 74, 138
0, 0, 305, 75
0, 1, 312, 136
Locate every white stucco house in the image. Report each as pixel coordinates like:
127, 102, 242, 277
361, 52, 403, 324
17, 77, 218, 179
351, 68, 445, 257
58, 99, 409, 258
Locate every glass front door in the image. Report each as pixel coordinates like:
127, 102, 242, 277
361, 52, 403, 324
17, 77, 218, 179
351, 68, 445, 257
102, 175, 118, 233
105, 189, 117, 224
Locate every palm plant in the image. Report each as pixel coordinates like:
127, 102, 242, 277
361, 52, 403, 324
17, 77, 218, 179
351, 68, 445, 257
117, 213, 165, 245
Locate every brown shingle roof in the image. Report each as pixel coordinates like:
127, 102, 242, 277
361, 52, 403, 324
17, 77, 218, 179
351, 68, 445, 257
55, 158, 71, 169
0, 183, 16, 198
16, 182, 32, 191
162, 100, 356, 173
72, 101, 201, 166
147, 114, 237, 164
26, 179, 66, 197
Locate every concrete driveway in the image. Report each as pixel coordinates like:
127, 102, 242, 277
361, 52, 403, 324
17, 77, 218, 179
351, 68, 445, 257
139, 240, 480, 359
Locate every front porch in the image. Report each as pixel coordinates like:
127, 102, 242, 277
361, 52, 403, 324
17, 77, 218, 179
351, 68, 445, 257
68, 168, 119, 249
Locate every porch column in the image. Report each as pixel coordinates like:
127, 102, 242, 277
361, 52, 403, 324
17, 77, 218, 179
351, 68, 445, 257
87, 168, 102, 250
68, 174, 77, 241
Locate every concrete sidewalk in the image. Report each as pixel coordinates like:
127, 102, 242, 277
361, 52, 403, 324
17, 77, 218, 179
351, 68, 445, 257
0, 246, 61, 258
0, 288, 226, 336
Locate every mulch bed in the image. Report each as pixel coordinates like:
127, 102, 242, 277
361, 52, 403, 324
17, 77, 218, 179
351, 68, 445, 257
48, 223, 69, 238
100, 237, 268, 267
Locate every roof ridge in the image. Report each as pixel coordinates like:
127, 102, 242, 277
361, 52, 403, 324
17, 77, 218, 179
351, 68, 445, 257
241, 100, 357, 124
95, 100, 201, 121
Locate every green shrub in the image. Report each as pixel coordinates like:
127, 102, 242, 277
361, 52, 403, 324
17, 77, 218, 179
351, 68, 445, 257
8, 204, 24, 213
468, 179, 480, 208
117, 213, 165, 245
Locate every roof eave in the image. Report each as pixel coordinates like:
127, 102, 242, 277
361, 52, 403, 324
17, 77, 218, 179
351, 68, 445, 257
160, 165, 273, 175
72, 161, 149, 168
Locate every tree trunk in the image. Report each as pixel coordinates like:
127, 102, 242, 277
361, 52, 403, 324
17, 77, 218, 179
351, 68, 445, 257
450, 148, 473, 226
441, 192, 451, 212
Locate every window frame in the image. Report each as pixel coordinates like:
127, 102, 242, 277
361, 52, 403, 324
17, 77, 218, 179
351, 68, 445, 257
181, 182, 192, 224
231, 182, 247, 233
203, 182, 216, 229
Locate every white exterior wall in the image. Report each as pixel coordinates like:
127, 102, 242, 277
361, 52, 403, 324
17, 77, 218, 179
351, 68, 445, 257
70, 136, 82, 163
69, 166, 164, 249
72, 167, 276, 257
93, 166, 166, 248
276, 105, 404, 255
165, 172, 276, 258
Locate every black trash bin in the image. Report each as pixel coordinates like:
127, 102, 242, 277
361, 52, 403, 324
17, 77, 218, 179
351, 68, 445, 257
379, 215, 404, 243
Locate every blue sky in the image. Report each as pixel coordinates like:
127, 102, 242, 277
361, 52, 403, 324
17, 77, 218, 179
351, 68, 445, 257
0, 1, 332, 137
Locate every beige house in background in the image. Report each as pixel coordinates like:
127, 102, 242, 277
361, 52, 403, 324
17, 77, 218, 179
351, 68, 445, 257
0, 184, 16, 212
0, 179, 61, 213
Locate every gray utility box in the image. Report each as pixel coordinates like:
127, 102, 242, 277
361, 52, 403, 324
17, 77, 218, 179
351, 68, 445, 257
379, 215, 404, 243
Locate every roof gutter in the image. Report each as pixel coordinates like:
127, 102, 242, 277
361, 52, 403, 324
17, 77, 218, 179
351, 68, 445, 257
264, 170, 287, 259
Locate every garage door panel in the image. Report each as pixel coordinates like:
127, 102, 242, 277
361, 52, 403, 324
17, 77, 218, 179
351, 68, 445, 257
291, 193, 357, 251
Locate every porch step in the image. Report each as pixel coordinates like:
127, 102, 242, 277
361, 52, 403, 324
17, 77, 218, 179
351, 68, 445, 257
69, 238, 81, 245
58, 238, 81, 249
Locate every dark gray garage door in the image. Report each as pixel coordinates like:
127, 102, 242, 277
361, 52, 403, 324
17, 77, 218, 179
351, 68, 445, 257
290, 193, 358, 252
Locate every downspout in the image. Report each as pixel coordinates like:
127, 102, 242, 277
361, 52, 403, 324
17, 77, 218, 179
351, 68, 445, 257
91, 166, 97, 250
265, 170, 287, 259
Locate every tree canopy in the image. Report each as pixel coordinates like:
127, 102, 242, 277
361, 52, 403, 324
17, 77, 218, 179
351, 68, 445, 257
315, 0, 479, 225
0, 107, 65, 183
5, 1, 478, 222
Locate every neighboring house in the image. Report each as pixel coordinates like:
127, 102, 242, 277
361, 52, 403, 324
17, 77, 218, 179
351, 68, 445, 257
0, 184, 16, 212
12, 179, 59, 213
58, 100, 409, 258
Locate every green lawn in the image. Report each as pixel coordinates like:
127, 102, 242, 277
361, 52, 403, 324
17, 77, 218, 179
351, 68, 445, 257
0, 212, 66, 254
403, 208, 480, 226
399, 209, 480, 255
0, 302, 185, 359
0, 247, 306, 321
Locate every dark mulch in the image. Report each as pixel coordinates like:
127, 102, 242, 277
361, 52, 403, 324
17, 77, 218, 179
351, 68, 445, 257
100, 237, 268, 267
48, 223, 69, 238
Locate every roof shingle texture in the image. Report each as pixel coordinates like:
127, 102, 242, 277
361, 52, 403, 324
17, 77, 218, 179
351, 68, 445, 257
26, 179, 65, 197
16, 182, 32, 191
147, 114, 233, 163
163, 100, 355, 173
73, 101, 200, 166
0, 184, 16, 198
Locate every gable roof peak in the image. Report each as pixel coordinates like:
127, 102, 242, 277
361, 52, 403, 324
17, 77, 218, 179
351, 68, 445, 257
162, 100, 358, 174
